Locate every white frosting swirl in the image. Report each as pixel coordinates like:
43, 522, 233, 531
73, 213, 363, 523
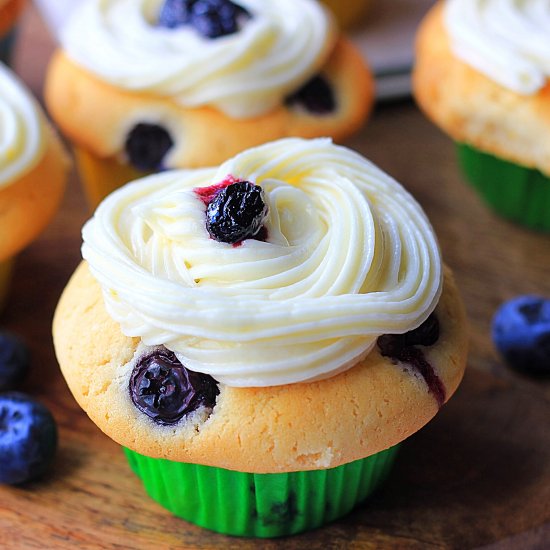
82, 138, 443, 387
60, 0, 335, 118
445, 0, 550, 94
0, 63, 46, 190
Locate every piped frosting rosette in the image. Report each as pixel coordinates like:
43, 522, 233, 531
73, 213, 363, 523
61, 0, 336, 118
445, 0, 550, 94
0, 63, 46, 189
82, 138, 443, 387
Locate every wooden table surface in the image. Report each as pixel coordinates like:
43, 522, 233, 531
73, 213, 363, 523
1, 6, 549, 550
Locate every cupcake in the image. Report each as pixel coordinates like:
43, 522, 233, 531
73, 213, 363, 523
44, 0, 375, 208
0, 62, 69, 310
53, 137, 468, 537
0, 0, 25, 65
320, 0, 372, 29
413, 0, 550, 231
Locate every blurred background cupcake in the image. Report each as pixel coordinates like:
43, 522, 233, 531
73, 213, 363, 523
0, 62, 69, 310
0, 0, 25, 64
44, 0, 374, 208
414, 0, 550, 231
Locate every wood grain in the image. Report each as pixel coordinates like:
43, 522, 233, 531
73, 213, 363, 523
1, 5, 549, 549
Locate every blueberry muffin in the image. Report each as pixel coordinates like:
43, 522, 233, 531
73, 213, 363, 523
0, 0, 25, 65
53, 137, 467, 537
0, 62, 69, 310
45, 0, 374, 208
414, 0, 550, 230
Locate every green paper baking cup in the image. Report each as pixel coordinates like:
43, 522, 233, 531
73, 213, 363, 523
0, 28, 16, 66
124, 444, 399, 538
456, 143, 550, 231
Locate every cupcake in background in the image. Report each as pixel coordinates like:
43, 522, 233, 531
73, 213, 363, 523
53, 137, 468, 537
320, 0, 372, 29
0, 0, 25, 65
45, 0, 375, 208
414, 0, 550, 231
0, 62, 69, 310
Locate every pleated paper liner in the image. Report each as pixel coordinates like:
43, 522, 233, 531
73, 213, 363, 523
456, 143, 550, 231
124, 444, 399, 538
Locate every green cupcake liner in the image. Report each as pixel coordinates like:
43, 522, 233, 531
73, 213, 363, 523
0, 28, 17, 66
456, 143, 550, 231
124, 444, 399, 538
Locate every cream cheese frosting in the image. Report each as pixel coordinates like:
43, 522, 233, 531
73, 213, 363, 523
445, 0, 550, 94
60, 0, 336, 118
82, 138, 443, 387
0, 63, 46, 190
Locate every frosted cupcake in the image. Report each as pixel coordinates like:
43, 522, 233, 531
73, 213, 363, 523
45, 0, 374, 208
414, 0, 550, 231
0, 0, 25, 65
0, 62, 69, 310
53, 138, 468, 537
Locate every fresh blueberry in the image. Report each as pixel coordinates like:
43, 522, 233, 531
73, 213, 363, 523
0, 332, 30, 391
492, 295, 550, 376
124, 123, 174, 172
206, 181, 269, 244
158, 0, 251, 38
0, 392, 57, 485
130, 348, 219, 425
286, 75, 336, 115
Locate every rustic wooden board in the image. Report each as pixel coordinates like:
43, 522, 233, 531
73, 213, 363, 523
1, 6, 549, 549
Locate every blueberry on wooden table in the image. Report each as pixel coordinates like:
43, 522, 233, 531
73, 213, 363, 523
492, 295, 550, 376
0, 331, 30, 391
0, 392, 58, 485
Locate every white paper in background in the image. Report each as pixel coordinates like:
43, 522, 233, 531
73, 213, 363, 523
33, 0, 436, 100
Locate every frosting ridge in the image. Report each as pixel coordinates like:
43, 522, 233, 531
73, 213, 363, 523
60, 0, 336, 117
444, 0, 550, 94
82, 138, 443, 387
0, 63, 46, 189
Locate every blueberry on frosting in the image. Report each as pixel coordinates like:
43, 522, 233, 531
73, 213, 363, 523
205, 181, 269, 244
158, 0, 251, 39
124, 123, 174, 171
130, 347, 219, 425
